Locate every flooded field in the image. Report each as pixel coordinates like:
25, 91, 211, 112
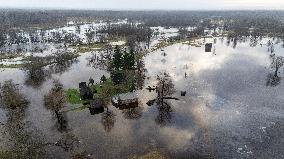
1, 35, 283, 158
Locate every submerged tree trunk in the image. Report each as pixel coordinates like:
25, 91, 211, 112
274, 66, 279, 77
55, 110, 61, 122
163, 97, 179, 100
161, 80, 164, 107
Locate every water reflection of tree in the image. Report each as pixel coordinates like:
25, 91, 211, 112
101, 108, 116, 133
55, 133, 79, 152
232, 38, 238, 48
267, 54, 284, 87
22, 56, 50, 88
48, 58, 78, 75
155, 101, 173, 126
0, 80, 47, 158
147, 73, 177, 126
122, 105, 143, 120
0, 80, 29, 109
88, 48, 112, 70
2, 109, 48, 158
22, 52, 78, 88
266, 73, 281, 87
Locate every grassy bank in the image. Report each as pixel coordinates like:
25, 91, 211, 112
71, 42, 106, 53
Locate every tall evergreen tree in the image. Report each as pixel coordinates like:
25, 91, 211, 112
129, 48, 135, 69
123, 48, 135, 70
112, 45, 123, 70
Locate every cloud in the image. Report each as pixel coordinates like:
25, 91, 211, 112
223, 0, 284, 9
0, 0, 283, 10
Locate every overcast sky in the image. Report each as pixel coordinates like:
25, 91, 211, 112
0, 0, 284, 10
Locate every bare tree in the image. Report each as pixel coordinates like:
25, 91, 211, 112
44, 80, 67, 131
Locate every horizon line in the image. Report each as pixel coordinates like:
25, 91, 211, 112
1, 6, 284, 12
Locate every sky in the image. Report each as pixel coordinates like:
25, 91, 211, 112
0, 0, 284, 10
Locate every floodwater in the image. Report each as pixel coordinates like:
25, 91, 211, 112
0, 37, 284, 159
0, 19, 128, 59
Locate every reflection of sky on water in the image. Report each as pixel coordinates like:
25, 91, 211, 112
52, 52, 108, 88
0, 37, 284, 158
144, 37, 284, 158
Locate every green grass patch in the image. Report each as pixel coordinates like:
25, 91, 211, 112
71, 42, 106, 53
91, 77, 113, 98
65, 76, 133, 112
76, 47, 93, 53
90, 76, 132, 101
89, 42, 105, 49
65, 89, 81, 104
150, 38, 197, 52
0, 54, 22, 60
0, 64, 23, 68
64, 89, 91, 112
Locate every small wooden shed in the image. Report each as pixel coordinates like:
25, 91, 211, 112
79, 82, 93, 100
205, 43, 213, 52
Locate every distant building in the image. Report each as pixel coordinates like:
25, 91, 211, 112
79, 82, 93, 100
205, 43, 213, 52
